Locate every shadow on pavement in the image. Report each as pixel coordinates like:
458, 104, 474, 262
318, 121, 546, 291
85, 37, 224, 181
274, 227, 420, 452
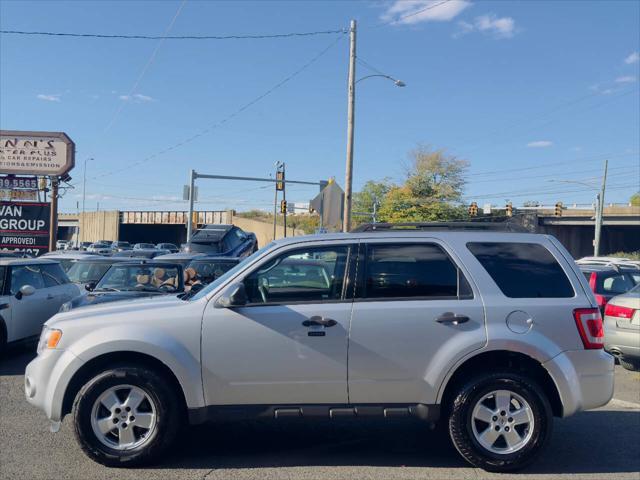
0, 346, 36, 376
155, 409, 640, 474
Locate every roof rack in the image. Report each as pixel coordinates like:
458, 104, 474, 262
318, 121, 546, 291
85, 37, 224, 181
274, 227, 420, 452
350, 222, 529, 233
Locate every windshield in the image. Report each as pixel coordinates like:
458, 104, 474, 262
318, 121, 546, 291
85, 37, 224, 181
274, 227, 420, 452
96, 264, 182, 293
67, 261, 113, 283
187, 259, 238, 284
189, 243, 275, 301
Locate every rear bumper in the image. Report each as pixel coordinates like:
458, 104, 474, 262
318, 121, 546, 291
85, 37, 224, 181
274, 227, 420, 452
604, 317, 640, 360
543, 349, 614, 417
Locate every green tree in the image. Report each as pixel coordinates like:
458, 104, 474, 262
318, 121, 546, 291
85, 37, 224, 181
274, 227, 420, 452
631, 192, 640, 207
352, 178, 393, 223
377, 146, 469, 223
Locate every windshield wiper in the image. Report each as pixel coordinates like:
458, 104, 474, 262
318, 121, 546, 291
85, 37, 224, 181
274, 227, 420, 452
95, 287, 120, 292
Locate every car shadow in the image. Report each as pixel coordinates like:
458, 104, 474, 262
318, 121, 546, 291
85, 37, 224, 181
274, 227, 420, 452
154, 410, 640, 474
0, 345, 36, 375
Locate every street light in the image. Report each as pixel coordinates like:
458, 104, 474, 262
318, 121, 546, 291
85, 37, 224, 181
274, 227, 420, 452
343, 19, 406, 232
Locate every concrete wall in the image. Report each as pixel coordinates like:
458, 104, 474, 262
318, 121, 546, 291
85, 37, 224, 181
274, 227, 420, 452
231, 216, 306, 248
78, 211, 120, 243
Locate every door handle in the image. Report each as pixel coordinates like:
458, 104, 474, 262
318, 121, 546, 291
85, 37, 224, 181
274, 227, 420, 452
302, 316, 338, 327
46, 294, 55, 300
435, 312, 470, 325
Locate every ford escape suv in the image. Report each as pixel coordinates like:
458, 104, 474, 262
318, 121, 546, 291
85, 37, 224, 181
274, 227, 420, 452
24, 230, 613, 472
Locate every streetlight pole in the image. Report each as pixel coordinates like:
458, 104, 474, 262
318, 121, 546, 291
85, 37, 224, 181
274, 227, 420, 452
342, 22, 406, 232
594, 159, 608, 257
82, 157, 93, 215
343, 19, 357, 233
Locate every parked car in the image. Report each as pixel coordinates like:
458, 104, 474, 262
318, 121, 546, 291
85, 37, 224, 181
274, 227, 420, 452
133, 243, 156, 250
25, 230, 614, 471
155, 253, 240, 284
41, 252, 102, 272
603, 284, 640, 371
0, 258, 80, 352
112, 248, 169, 259
577, 256, 640, 270
55, 240, 69, 251
87, 242, 114, 255
65, 257, 132, 288
78, 242, 93, 251
60, 261, 184, 311
110, 241, 132, 252
156, 243, 179, 253
181, 224, 257, 257
578, 264, 639, 312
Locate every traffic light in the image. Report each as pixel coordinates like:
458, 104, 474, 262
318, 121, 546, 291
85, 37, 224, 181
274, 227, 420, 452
555, 202, 563, 216
468, 202, 478, 217
506, 202, 513, 217
280, 199, 287, 214
276, 170, 285, 191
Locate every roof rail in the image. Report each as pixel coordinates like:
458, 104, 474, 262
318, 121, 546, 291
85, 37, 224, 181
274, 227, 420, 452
350, 222, 529, 233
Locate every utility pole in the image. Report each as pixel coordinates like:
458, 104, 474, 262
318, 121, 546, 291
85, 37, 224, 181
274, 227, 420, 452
273, 162, 284, 239
594, 159, 608, 257
48, 177, 58, 252
187, 169, 196, 242
282, 163, 287, 238
342, 19, 357, 233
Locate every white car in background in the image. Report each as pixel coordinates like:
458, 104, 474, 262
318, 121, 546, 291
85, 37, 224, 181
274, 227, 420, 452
0, 258, 81, 352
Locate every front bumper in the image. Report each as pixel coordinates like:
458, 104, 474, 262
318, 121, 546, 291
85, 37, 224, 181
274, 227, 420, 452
543, 349, 614, 417
24, 349, 84, 422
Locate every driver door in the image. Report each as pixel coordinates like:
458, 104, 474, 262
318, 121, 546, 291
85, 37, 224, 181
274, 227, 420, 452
201, 241, 356, 406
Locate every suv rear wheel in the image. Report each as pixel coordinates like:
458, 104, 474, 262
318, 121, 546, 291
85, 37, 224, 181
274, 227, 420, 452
448, 372, 552, 472
619, 357, 640, 371
72, 366, 181, 467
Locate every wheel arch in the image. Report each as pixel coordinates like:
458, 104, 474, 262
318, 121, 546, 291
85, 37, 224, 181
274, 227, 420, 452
438, 350, 564, 417
61, 351, 188, 418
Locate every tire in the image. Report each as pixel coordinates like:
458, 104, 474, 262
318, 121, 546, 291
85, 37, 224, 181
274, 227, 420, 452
448, 372, 553, 472
619, 357, 640, 371
72, 365, 181, 467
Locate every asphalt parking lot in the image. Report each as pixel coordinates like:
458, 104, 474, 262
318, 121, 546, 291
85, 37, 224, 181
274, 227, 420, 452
1, 347, 639, 480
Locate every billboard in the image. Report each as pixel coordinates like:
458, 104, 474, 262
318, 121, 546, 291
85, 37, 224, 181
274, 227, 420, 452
0, 201, 51, 256
0, 130, 75, 176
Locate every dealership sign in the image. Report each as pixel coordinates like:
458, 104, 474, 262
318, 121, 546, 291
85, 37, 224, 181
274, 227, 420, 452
0, 201, 51, 256
0, 130, 75, 176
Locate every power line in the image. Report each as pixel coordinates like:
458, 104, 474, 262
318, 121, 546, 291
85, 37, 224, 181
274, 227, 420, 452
0, 28, 347, 40
104, 0, 187, 133
371, 0, 454, 28
89, 32, 346, 181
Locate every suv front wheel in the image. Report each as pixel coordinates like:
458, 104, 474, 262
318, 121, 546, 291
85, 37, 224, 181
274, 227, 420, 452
448, 372, 552, 472
72, 366, 181, 467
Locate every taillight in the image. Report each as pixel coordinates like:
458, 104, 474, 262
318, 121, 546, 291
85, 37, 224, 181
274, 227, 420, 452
573, 308, 604, 349
604, 303, 635, 319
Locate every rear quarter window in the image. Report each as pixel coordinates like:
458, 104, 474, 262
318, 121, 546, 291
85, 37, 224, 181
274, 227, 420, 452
467, 242, 574, 298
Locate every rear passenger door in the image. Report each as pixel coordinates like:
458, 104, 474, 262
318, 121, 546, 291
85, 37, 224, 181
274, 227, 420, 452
40, 263, 78, 315
348, 239, 486, 406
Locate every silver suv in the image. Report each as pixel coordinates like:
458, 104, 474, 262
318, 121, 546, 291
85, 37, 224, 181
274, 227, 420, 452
24, 231, 613, 471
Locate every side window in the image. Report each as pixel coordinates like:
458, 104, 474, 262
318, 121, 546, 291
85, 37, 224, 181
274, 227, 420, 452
244, 246, 350, 304
222, 231, 241, 252
361, 243, 470, 300
41, 263, 70, 287
467, 242, 574, 298
10, 265, 45, 294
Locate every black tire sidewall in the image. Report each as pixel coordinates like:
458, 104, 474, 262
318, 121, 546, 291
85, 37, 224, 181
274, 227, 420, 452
449, 373, 553, 472
620, 357, 640, 371
73, 366, 180, 467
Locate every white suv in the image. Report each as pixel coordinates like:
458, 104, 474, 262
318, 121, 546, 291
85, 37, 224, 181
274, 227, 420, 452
24, 230, 613, 471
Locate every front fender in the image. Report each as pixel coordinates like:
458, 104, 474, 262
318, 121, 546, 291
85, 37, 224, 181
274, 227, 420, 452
66, 326, 204, 409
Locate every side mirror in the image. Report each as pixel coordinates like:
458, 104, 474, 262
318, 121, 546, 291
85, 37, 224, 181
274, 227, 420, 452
15, 284, 36, 300
189, 283, 205, 294
215, 283, 247, 308
85, 282, 96, 292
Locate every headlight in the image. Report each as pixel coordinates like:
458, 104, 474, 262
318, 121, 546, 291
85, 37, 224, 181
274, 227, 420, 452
59, 302, 72, 313
37, 327, 63, 354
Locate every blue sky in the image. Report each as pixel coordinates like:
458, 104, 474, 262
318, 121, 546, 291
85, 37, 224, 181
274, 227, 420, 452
1, 0, 638, 213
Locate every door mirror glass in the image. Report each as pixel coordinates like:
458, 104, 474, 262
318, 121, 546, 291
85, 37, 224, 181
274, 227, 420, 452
215, 283, 247, 308
16, 284, 36, 300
